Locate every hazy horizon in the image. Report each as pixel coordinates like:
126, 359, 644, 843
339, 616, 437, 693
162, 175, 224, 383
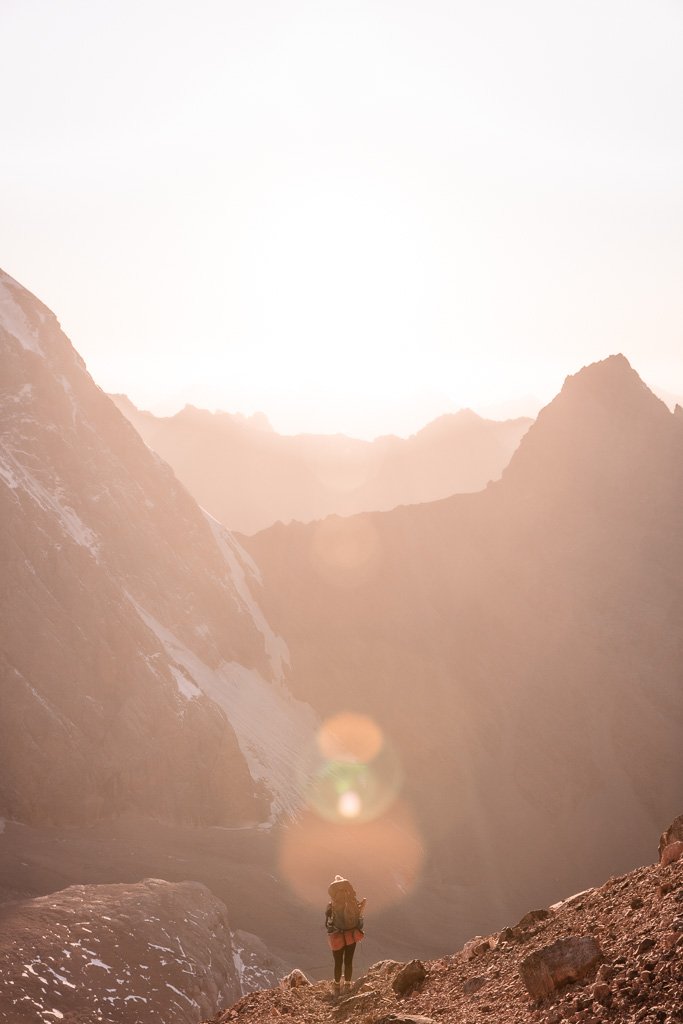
113, 356, 681, 442
2, 0, 683, 436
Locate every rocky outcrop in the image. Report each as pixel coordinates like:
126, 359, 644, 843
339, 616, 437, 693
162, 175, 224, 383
391, 959, 427, 995
659, 814, 683, 859
0, 879, 247, 1023
518, 935, 602, 1000
661, 841, 683, 868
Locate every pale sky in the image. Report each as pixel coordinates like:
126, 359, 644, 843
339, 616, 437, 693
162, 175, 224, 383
2, 0, 682, 437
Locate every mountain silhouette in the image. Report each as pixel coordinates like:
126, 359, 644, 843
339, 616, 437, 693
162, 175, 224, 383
111, 395, 531, 534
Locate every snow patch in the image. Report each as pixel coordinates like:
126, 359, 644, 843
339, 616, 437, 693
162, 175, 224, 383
0, 450, 100, 558
169, 665, 201, 701
204, 511, 289, 681
86, 959, 111, 971
25, 962, 48, 984
45, 967, 75, 989
165, 983, 198, 1007
130, 598, 318, 819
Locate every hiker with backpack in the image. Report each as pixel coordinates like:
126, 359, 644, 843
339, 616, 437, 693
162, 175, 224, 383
325, 875, 366, 996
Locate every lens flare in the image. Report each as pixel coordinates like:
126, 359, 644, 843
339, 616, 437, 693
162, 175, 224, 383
317, 713, 384, 764
305, 713, 403, 825
278, 802, 425, 913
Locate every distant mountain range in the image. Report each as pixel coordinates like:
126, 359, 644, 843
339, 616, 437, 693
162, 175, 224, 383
110, 395, 531, 534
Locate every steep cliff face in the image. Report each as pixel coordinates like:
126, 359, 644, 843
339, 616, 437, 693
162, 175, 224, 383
111, 395, 531, 534
0, 269, 315, 826
244, 355, 683, 919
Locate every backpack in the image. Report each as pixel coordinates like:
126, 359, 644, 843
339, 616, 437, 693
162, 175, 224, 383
328, 878, 360, 931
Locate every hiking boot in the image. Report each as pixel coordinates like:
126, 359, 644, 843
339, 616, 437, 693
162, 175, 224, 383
332, 982, 341, 999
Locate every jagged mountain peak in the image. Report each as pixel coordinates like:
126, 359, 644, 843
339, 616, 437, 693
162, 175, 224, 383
500, 353, 678, 495
556, 353, 669, 412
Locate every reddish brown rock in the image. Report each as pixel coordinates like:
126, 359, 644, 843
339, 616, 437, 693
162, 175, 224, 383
281, 969, 311, 988
660, 841, 683, 867
375, 1016, 437, 1024
515, 909, 552, 931
463, 975, 487, 995
519, 936, 603, 1001
591, 982, 611, 1005
658, 815, 683, 860
463, 936, 492, 961
392, 960, 427, 996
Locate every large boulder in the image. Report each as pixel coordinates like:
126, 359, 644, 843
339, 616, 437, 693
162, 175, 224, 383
661, 840, 683, 867
659, 815, 683, 861
519, 935, 603, 1001
392, 960, 427, 996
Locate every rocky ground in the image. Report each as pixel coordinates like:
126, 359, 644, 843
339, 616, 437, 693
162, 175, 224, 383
203, 830, 683, 1024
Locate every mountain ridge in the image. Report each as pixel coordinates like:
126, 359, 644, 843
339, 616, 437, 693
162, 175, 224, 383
110, 394, 532, 534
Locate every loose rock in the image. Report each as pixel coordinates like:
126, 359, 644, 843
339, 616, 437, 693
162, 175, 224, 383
280, 969, 311, 988
519, 935, 603, 1000
392, 960, 427, 996
463, 975, 487, 995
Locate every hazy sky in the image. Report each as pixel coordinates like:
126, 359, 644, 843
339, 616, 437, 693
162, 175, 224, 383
2, 0, 682, 436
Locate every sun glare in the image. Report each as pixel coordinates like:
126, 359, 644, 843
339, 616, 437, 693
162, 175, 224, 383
337, 790, 362, 819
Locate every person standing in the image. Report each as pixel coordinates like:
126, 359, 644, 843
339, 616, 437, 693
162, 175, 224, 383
325, 875, 366, 997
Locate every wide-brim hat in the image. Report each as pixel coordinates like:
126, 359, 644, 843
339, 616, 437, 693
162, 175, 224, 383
328, 874, 352, 897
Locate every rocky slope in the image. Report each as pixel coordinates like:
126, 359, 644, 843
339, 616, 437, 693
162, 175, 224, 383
0, 267, 316, 826
244, 355, 683, 938
0, 876, 285, 1024
111, 396, 530, 534
202, 825, 683, 1024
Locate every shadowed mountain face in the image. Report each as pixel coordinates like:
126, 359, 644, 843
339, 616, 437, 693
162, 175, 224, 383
244, 355, 683, 918
0, 269, 315, 826
111, 396, 531, 535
